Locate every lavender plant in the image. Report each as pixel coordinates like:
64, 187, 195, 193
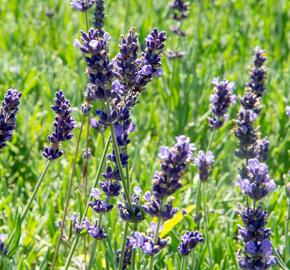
5, 90, 75, 258
127, 136, 195, 270
62, 24, 166, 269
234, 48, 278, 270
194, 78, 236, 266
167, 0, 190, 59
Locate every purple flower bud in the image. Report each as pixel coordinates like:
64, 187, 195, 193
194, 150, 215, 182
71, 0, 95, 12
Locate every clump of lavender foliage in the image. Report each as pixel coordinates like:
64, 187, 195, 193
235, 48, 276, 269
43, 91, 76, 160
0, 89, 22, 150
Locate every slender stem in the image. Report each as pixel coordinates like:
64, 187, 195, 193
202, 184, 213, 267
51, 117, 85, 269
285, 194, 289, 261
84, 12, 89, 31
6, 160, 52, 248
195, 181, 202, 227
206, 129, 216, 152
110, 125, 133, 211
64, 135, 111, 270
273, 247, 289, 270
149, 200, 164, 270
180, 256, 185, 270
118, 222, 129, 270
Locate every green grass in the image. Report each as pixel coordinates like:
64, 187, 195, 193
0, 0, 289, 269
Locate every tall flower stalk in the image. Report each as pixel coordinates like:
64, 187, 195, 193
167, 0, 190, 59
234, 48, 278, 269
194, 78, 236, 266
127, 136, 195, 270
63, 27, 166, 269
6, 90, 75, 255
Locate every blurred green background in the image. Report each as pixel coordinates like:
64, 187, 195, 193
0, 0, 289, 269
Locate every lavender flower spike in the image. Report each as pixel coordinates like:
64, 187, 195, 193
194, 150, 215, 182
209, 78, 236, 129
0, 89, 22, 150
153, 136, 195, 198
94, 0, 105, 33
71, 0, 95, 12
178, 231, 204, 256
237, 206, 276, 269
43, 91, 76, 160
236, 159, 276, 201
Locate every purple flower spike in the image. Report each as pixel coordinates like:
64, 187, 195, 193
209, 78, 236, 129
0, 89, 22, 150
43, 91, 76, 160
75, 29, 113, 100
94, 0, 105, 34
236, 159, 275, 201
71, 0, 95, 12
194, 150, 215, 182
84, 220, 107, 240
116, 238, 133, 270
237, 206, 276, 269
169, 0, 190, 21
178, 231, 204, 256
153, 136, 195, 199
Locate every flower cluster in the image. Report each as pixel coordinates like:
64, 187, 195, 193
194, 150, 215, 182
235, 47, 267, 160
71, 0, 95, 12
169, 0, 190, 22
167, 0, 190, 58
237, 159, 275, 201
0, 89, 22, 150
116, 239, 133, 270
0, 234, 8, 256
209, 78, 236, 129
178, 231, 204, 256
237, 206, 276, 269
75, 29, 114, 101
118, 187, 145, 223
94, 0, 105, 34
43, 91, 76, 160
129, 230, 167, 256
70, 214, 107, 239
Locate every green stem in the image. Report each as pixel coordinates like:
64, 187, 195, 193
110, 125, 133, 211
148, 200, 164, 270
84, 12, 89, 31
118, 222, 129, 270
180, 256, 185, 270
64, 135, 111, 270
195, 181, 202, 227
206, 129, 216, 152
6, 160, 52, 248
51, 117, 85, 269
202, 184, 213, 267
273, 247, 289, 270
285, 195, 289, 261
131, 224, 137, 270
